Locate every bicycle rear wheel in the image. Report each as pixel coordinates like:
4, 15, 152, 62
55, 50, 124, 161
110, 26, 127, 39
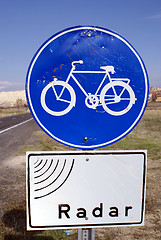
100, 81, 135, 116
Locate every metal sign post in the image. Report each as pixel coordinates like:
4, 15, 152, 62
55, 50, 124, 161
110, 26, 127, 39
78, 229, 95, 240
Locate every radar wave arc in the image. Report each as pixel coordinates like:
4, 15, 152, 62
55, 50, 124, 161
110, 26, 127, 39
33, 158, 75, 199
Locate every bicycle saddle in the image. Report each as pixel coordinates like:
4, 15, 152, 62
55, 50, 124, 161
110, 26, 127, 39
100, 66, 115, 74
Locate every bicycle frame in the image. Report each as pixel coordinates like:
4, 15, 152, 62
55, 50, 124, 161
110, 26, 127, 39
55, 61, 131, 101
56, 64, 108, 100
69, 70, 108, 97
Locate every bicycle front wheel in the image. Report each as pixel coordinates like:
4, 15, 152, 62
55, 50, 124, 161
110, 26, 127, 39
100, 81, 135, 116
41, 81, 76, 116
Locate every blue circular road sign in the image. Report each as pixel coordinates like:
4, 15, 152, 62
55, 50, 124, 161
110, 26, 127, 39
26, 26, 149, 149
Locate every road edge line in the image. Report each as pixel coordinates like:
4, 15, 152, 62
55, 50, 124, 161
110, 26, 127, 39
0, 118, 33, 134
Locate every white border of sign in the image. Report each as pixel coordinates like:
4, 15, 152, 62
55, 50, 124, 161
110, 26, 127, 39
26, 26, 149, 149
26, 150, 147, 230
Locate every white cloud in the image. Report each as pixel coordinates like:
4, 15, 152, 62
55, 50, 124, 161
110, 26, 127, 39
0, 81, 24, 92
0, 86, 5, 90
0, 81, 14, 86
146, 13, 161, 19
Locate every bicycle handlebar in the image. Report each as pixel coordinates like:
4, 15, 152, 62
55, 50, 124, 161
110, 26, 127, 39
72, 60, 83, 68
79, 60, 83, 64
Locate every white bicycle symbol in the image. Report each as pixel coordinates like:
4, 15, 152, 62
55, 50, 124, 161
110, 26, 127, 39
41, 60, 136, 116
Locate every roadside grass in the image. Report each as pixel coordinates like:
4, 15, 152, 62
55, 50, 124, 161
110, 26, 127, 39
1, 102, 161, 239
0, 107, 28, 118
1, 200, 78, 240
102, 108, 161, 161
16, 130, 72, 155
103, 135, 161, 160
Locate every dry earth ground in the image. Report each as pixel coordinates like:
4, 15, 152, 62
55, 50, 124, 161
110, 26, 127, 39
0, 102, 161, 240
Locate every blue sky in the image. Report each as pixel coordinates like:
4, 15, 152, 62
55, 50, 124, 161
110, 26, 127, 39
0, 0, 160, 91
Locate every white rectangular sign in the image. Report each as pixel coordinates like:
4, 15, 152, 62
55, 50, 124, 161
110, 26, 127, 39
26, 150, 146, 230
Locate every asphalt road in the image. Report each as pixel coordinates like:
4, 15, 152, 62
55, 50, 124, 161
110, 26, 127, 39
0, 113, 41, 221
0, 113, 40, 162
0, 113, 32, 131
